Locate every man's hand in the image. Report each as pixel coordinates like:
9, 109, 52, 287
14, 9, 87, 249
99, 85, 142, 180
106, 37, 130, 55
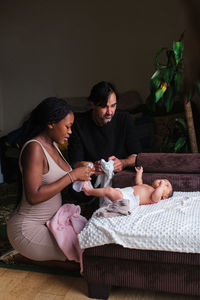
94, 160, 104, 175
108, 156, 123, 172
94, 156, 123, 175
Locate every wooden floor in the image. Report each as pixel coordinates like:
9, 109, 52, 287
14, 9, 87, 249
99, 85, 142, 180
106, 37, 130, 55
0, 267, 198, 300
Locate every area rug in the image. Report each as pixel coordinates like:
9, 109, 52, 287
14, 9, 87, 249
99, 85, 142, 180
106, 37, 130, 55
0, 250, 81, 277
0, 263, 81, 277
0, 182, 17, 258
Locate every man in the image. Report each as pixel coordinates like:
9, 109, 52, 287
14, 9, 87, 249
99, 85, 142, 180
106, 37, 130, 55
68, 81, 141, 174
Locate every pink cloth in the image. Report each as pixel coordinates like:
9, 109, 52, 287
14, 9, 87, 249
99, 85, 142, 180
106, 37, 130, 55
46, 204, 87, 265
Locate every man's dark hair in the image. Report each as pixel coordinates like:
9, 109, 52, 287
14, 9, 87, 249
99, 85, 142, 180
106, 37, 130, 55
88, 81, 119, 107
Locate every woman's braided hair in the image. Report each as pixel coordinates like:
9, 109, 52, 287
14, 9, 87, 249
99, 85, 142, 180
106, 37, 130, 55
21, 97, 72, 145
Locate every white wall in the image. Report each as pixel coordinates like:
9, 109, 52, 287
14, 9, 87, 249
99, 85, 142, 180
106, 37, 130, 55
0, 0, 185, 135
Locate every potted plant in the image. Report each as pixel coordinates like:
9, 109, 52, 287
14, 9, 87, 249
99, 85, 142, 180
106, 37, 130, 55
146, 33, 199, 153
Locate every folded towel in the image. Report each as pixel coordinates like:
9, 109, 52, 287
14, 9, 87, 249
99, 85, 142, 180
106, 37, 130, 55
95, 199, 131, 218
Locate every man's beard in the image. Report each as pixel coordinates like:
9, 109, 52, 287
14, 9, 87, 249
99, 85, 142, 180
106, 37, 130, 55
102, 114, 113, 124
93, 111, 113, 126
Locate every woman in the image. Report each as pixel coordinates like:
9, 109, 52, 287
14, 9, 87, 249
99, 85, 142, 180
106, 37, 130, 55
7, 97, 93, 262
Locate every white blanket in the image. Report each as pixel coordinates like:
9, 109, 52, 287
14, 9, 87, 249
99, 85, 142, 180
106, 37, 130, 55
78, 192, 200, 253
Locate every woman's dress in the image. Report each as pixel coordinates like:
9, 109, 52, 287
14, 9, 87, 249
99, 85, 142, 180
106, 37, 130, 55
7, 139, 72, 261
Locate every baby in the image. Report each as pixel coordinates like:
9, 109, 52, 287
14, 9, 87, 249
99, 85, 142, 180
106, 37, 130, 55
83, 166, 173, 209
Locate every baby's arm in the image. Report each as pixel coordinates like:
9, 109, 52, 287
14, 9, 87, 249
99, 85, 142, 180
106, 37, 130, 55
151, 180, 165, 203
135, 166, 143, 185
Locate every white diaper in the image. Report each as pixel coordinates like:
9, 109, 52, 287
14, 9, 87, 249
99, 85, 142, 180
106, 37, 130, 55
116, 187, 140, 210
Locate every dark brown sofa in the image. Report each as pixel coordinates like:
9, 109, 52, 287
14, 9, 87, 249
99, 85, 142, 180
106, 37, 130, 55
83, 153, 200, 299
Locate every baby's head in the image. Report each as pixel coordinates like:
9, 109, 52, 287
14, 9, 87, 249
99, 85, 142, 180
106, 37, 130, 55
152, 179, 173, 199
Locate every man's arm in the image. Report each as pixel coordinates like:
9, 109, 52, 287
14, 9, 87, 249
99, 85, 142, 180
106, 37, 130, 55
120, 154, 137, 169
108, 154, 137, 172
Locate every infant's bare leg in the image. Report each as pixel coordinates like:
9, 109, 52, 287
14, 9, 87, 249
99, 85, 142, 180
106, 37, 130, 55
96, 187, 123, 202
82, 183, 122, 201
104, 187, 122, 201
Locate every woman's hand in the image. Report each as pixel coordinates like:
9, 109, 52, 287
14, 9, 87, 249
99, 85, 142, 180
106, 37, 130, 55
71, 165, 95, 181
74, 161, 93, 168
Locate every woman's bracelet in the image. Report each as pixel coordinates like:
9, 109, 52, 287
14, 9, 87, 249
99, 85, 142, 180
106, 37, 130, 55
67, 171, 74, 183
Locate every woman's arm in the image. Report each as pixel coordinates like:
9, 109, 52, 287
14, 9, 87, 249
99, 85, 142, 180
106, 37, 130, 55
21, 143, 92, 205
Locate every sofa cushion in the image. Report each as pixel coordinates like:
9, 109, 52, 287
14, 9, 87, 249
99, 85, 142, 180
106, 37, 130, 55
112, 170, 200, 192
136, 153, 200, 173
65, 90, 143, 113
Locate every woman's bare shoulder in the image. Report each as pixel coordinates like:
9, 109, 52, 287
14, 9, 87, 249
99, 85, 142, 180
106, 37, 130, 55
21, 141, 44, 164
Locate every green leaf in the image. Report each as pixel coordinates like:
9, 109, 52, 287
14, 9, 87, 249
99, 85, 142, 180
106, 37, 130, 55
168, 142, 175, 151
150, 70, 161, 91
173, 41, 183, 65
154, 47, 168, 69
174, 71, 183, 93
174, 137, 186, 152
176, 117, 187, 130
163, 85, 174, 112
166, 50, 176, 67
161, 67, 174, 84
155, 84, 167, 103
